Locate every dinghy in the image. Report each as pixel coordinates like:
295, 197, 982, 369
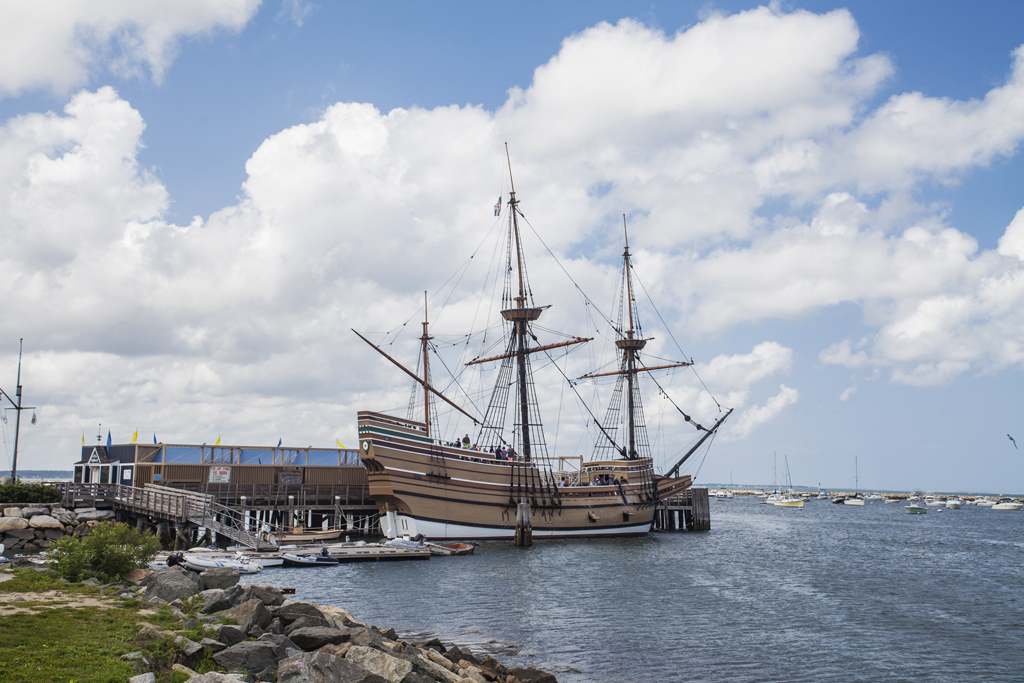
280, 552, 340, 567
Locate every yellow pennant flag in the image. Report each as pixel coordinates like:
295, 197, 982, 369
337, 438, 345, 448
81, 431, 85, 446
214, 436, 221, 446
130, 429, 138, 444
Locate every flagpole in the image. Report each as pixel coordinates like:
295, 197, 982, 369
0, 339, 35, 481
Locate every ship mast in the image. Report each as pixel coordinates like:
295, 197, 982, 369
504, 143, 543, 463
421, 291, 434, 436
0, 339, 33, 480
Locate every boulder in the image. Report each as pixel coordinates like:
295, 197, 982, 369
258, 633, 303, 660
4, 528, 35, 540
174, 635, 204, 657
345, 645, 413, 683
20, 506, 49, 517
216, 597, 272, 635
3, 506, 22, 517
212, 641, 281, 674
348, 627, 386, 650
318, 604, 364, 629
144, 569, 202, 602
128, 674, 156, 683
201, 588, 233, 614
200, 637, 228, 653
124, 568, 151, 585
28, 515, 64, 530
248, 583, 286, 606
186, 673, 253, 683
279, 601, 326, 624
201, 567, 241, 590
75, 509, 115, 521
278, 650, 388, 683
42, 529, 65, 540
210, 624, 245, 648
0, 517, 29, 533
284, 615, 330, 634
411, 637, 446, 654
288, 626, 351, 651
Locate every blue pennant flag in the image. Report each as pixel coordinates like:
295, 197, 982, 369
153, 433, 158, 444
106, 430, 112, 448
277, 438, 282, 447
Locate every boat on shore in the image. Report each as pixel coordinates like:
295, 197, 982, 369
355, 156, 731, 541
280, 552, 340, 567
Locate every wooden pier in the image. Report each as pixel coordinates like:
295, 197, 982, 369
654, 487, 710, 532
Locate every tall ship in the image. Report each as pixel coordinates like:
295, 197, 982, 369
355, 151, 730, 540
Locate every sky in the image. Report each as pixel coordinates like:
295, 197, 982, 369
1, 0, 1023, 493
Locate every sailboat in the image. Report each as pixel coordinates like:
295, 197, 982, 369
772, 454, 804, 508
844, 457, 865, 506
354, 151, 731, 540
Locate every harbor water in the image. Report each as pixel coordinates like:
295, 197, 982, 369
242, 497, 1024, 682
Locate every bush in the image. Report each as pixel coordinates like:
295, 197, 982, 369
0, 481, 62, 503
48, 521, 162, 582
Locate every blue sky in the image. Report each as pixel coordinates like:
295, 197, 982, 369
1, 1, 1023, 493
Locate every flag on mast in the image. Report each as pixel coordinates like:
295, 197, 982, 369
214, 436, 221, 446
494, 196, 501, 216
337, 438, 345, 448
130, 429, 138, 444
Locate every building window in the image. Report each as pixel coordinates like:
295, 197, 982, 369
74, 466, 83, 483
100, 466, 110, 484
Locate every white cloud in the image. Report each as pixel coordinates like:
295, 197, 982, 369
0, 0, 260, 96
728, 384, 800, 439
2, 7, 1024, 466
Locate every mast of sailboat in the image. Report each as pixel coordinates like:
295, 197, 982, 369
506, 142, 537, 463
623, 217, 637, 459
0, 339, 33, 480
421, 291, 432, 437
352, 329, 480, 425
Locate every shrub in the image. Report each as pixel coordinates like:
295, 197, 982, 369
0, 481, 62, 503
48, 521, 162, 582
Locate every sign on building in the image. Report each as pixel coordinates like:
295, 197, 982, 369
209, 466, 231, 483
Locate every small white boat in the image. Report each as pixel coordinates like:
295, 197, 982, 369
866, 493, 883, 500
945, 497, 963, 509
183, 554, 262, 574
906, 503, 927, 514
844, 496, 865, 506
280, 552, 340, 567
924, 495, 945, 507
974, 497, 997, 507
908, 493, 922, 502
992, 498, 1023, 511
883, 497, 901, 504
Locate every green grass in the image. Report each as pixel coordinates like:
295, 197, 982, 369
0, 570, 219, 683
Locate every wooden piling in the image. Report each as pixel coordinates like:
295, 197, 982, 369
513, 500, 532, 546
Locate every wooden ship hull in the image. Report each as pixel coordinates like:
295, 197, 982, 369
358, 411, 692, 540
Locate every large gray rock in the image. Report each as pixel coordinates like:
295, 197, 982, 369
200, 637, 228, 653
74, 508, 115, 521
201, 588, 233, 614
208, 624, 245, 648
258, 633, 303, 660
212, 641, 281, 674
284, 615, 330, 634
248, 584, 286, 606
174, 635, 203, 657
319, 604, 364, 628
186, 674, 252, 683
0, 475, 13, 486
128, 674, 156, 683
278, 651, 387, 683
216, 597, 272, 635
288, 626, 350, 651
20, 506, 49, 516
28, 515, 64, 529
3, 506, 23, 517
4, 528, 35, 540
201, 566, 241, 590
144, 569, 202, 602
279, 602, 327, 624
345, 646, 413, 683
0, 517, 29, 532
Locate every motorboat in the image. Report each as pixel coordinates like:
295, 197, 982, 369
945, 497, 963, 509
844, 495, 865, 507
883, 497, 901, 503
866, 493, 883, 500
924, 495, 945, 507
816, 488, 828, 500
908, 493, 922, 502
991, 498, 1023, 511
280, 552, 340, 567
906, 503, 927, 514
772, 496, 804, 508
424, 541, 476, 556
385, 535, 427, 549
974, 497, 997, 507
183, 554, 262, 574
831, 496, 846, 504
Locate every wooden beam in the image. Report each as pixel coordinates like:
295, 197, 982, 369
577, 360, 693, 380
465, 336, 592, 366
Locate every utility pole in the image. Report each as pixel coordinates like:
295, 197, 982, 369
1, 339, 34, 481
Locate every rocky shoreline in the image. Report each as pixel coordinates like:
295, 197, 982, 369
1, 503, 113, 554
105, 565, 556, 683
